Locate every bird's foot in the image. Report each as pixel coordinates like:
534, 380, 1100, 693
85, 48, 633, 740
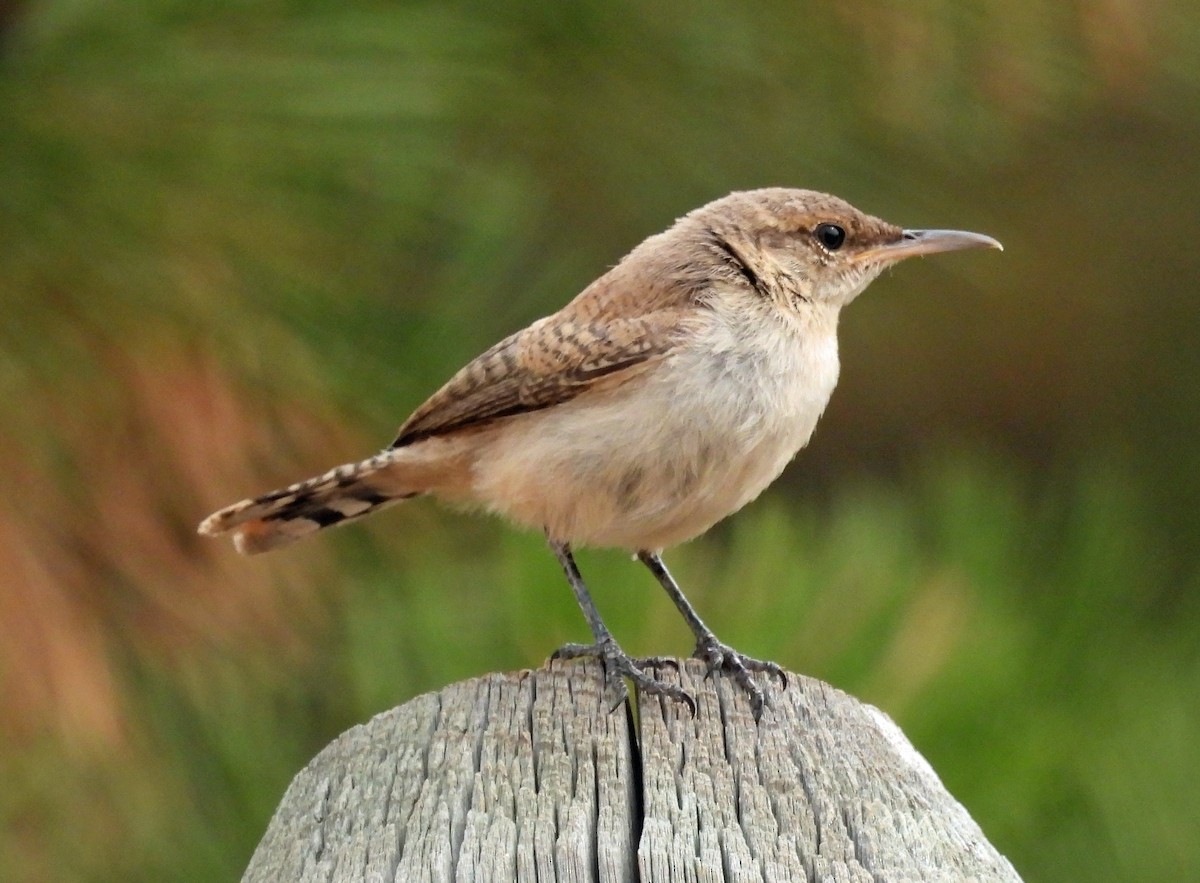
692, 635, 787, 720
552, 639, 696, 715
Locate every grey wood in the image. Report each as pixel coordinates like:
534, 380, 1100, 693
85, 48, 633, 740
243, 660, 1022, 883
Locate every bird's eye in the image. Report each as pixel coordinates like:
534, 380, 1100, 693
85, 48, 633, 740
814, 223, 846, 251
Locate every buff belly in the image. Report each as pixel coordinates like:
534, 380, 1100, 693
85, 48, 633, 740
467, 319, 840, 550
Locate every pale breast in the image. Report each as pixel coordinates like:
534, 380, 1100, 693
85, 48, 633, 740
469, 303, 842, 550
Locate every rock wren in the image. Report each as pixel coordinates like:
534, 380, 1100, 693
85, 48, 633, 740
200, 188, 1001, 715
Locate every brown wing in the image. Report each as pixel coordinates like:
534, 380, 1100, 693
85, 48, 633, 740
390, 309, 687, 448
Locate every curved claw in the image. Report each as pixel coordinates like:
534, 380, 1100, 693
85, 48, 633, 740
634, 655, 682, 672
673, 689, 698, 717
746, 658, 788, 690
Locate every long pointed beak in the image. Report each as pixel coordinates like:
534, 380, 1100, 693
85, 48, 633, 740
854, 228, 1003, 264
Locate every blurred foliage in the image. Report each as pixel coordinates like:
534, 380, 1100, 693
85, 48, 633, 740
1, 1, 1198, 881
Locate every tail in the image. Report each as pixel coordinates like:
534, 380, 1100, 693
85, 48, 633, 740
198, 451, 415, 554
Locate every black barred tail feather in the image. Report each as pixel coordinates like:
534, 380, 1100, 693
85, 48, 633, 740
198, 451, 414, 554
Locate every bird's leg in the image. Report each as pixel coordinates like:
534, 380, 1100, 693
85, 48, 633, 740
548, 538, 695, 714
637, 550, 786, 718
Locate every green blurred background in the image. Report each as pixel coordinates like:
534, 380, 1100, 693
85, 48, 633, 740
2, 1, 1198, 880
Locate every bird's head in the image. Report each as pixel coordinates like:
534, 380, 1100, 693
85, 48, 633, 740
692, 188, 1002, 311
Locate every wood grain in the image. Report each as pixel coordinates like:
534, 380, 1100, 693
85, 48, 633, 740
243, 660, 1022, 882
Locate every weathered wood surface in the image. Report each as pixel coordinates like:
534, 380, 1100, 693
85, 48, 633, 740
243, 659, 1022, 882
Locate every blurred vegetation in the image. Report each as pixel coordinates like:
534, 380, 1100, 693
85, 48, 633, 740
2, 1, 1198, 881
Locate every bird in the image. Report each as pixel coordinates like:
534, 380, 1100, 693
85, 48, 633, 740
199, 188, 1001, 717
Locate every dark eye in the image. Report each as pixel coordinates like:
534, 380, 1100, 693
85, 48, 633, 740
814, 223, 846, 251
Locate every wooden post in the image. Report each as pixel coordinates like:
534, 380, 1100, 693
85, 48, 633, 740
243, 659, 1022, 882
